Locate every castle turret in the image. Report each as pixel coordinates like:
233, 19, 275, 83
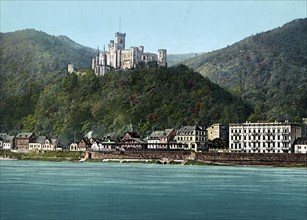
115, 32, 126, 50
158, 49, 167, 68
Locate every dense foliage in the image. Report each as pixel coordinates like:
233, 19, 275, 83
12, 67, 250, 144
182, 18, 307, 122
0, 29, 95, 137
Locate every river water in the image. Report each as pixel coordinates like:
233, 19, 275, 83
0, 160, 306, 220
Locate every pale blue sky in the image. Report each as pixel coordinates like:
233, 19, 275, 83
1, 1, 306, 54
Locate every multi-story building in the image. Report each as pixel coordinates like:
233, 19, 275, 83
206, 123, 228, 141
15, 132, 36, 151
147, 129, 176, 149
229, 121, 301, 153
175, 125, 206, 151
92, 32, 167, 76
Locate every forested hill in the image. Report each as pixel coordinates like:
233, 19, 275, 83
181, 18, 307, 122
0, 66, 251, 144
0, 29, 95, 75
0, 29, 96, 136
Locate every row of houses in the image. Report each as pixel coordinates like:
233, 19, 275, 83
70, 126, 207, 152
69, 122, 306, 154
0, 133, 61, 151
1, 121, 306, 154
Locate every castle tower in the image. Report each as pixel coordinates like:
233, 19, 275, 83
115, 32, 126, 50
68, 64, 74, 73
158, 49, 167, 67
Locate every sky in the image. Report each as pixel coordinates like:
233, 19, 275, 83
1, 1, 306, 54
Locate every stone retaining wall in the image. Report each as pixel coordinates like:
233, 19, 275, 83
89, 150, 307, 166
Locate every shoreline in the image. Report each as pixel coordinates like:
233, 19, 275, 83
1, 157, 306, 168
1, 150, 306, 168
0, 157, 18, 161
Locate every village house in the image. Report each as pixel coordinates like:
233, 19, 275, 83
42, 138, 58, 151
0, 133, 7, 149
29, 136, 47, 151
229, 121, 301, 153
3, 135, 15, 150
78, 139, 91, 151
121, 132, 146, 149
90, 138, 117, 152
69, 139, 91, 151
69, 142, 78, 151
175, 125, 206, 151
147, 129, 176, 149
15, 132, 36, 151
294, 137, 307, 154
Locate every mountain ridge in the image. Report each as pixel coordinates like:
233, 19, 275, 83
181, 18, 307, 121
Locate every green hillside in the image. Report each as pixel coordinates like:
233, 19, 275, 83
182, 18, 307, 122
0, 29, 96, 131
20, 67, 251, 143
0, 29, 95, 74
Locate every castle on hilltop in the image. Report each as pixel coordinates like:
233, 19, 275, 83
92, 32, 167, 76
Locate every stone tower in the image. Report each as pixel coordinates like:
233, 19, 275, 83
158, 49, 167, 67
67, 64, 74, 73
115, 32, 126, 50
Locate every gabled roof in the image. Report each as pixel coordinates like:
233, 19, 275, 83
79, 139, 91, 145
0, 133, 7, 138
4, 135, 15, 142
16, 132, 35, 138
51, 139, 58, 144
148, 131, 165, 140
30, 136, 48, 144
176, 125, 203, 135
123, 132, 140, 139
148, 129, 175, 140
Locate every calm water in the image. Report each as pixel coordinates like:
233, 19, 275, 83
0, 161, 306, 220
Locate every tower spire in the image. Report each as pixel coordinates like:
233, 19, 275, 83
119, 17, 121, 32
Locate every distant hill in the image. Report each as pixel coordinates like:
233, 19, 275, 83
0, 29, 95, 75
167, 53, 200, 66
0, 29, 96, 130
182, 18, 307, 121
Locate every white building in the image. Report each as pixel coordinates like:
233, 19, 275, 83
3, 135, 15, 150
0, 133, 7, 149
294, 137, 307, 154
175, 125, 206, 151
229, 121, 301, 153
92, 32, 167, 76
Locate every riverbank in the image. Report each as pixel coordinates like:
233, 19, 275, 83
1, 150, 306, 167
0, 150, 84, 162
87, 150, 307, 167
